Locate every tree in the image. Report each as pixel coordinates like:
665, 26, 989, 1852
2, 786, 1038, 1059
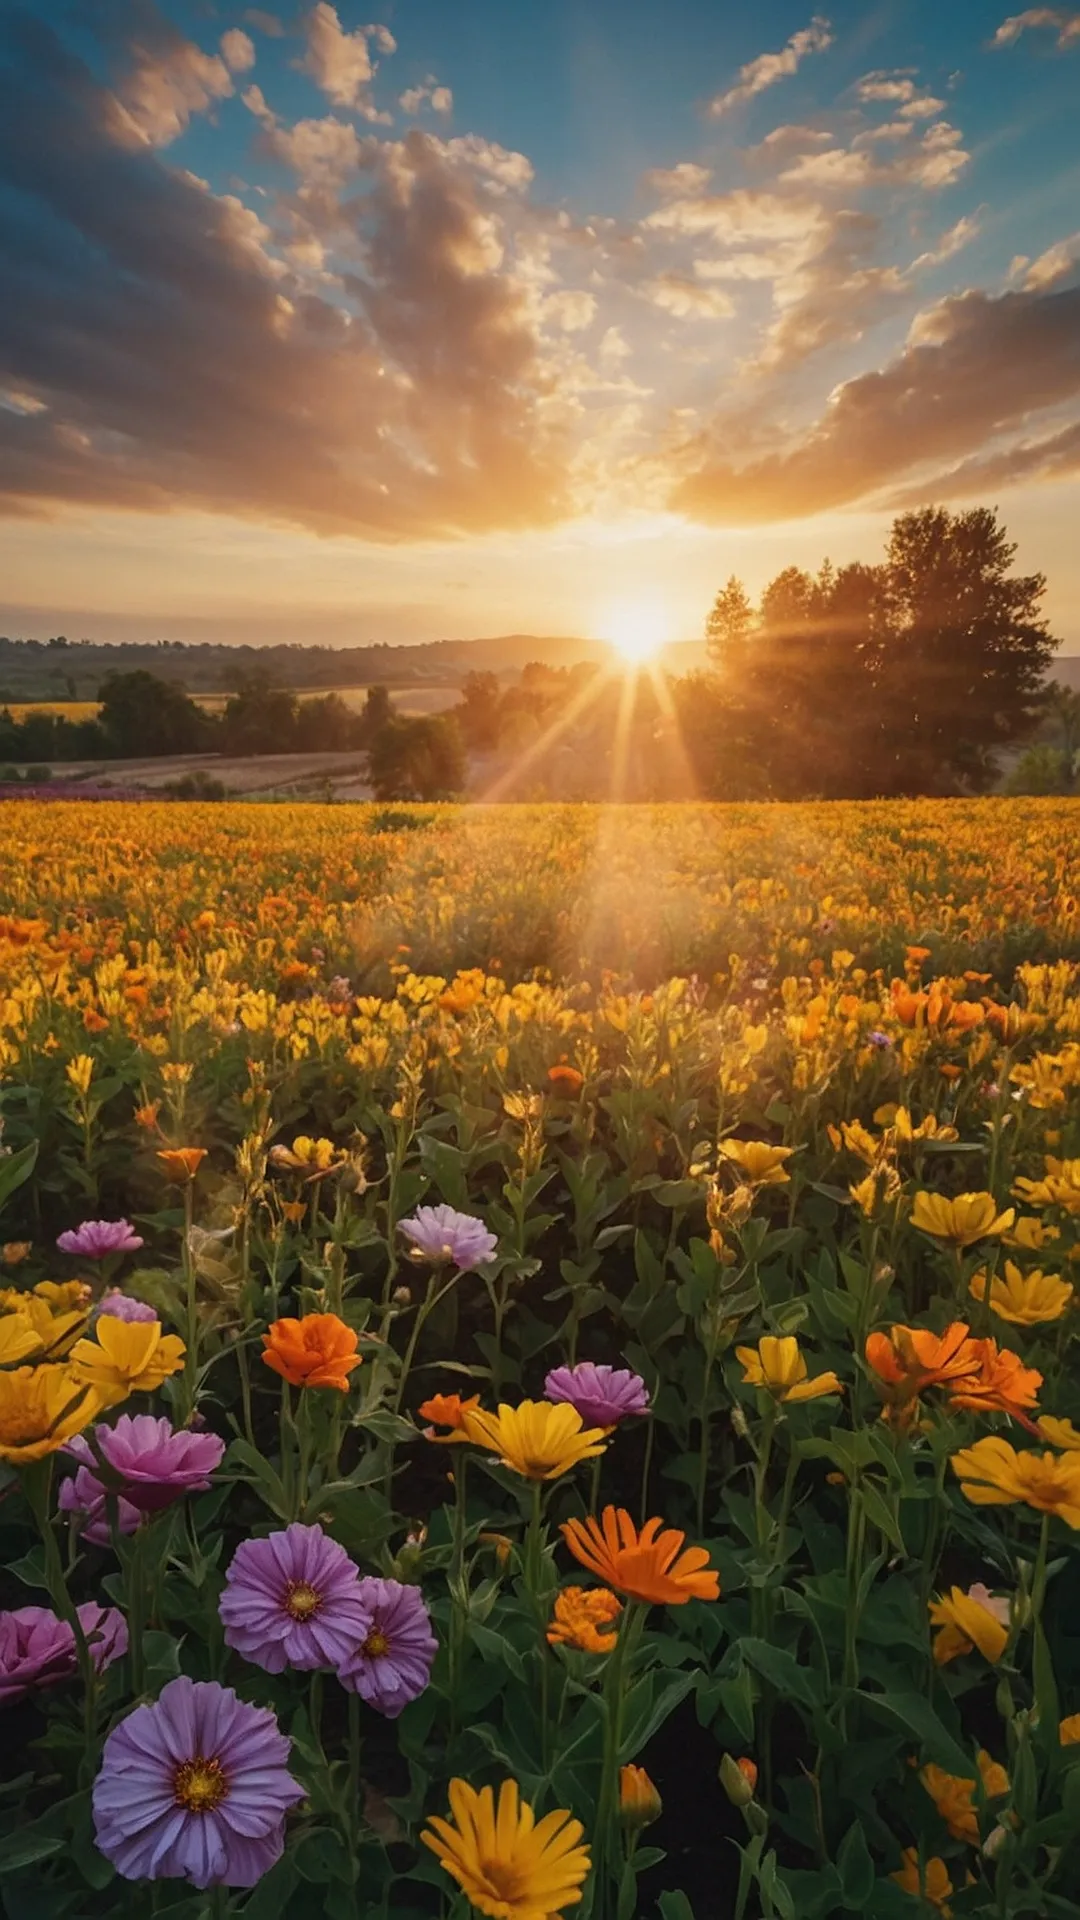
219, 674, 298, 756
457, 671, 503, 752
359, 685, 392, 741
98, 672, 208, 757
1005, 745, 1074, 795
705, 576, 755, 670
367, 714, 466, 800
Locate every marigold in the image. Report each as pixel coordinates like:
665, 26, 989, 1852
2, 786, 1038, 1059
619, 1765, 661, 1829
417, 1392, 481, 1443
70, 1318, 185, 1409
920, 1751, 1009, 1843
910, 1191, 1015, 1247
461, 1400, 607, 1481
422, 1778, 590, 1920
0, 1364, 101, 1463
561, 1506, 720, 1606
865, 1322, 982, 1406
890, 1849, 953, 1911
718, 1139, 794, 1185
928, 1585, 1009, 1666
951, 1435, 1080, 1526
737, 1335, 842, 1403
156, 1148, 207, 1183
261, 1314, 361, 1392
546, 1585, 622, 1654
947, 1341, 1042, 1421
969, 1260, 1073, 1326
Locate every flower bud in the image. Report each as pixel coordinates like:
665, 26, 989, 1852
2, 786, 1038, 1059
619, 1765, 662, 1829
720, 1752, 756, 1807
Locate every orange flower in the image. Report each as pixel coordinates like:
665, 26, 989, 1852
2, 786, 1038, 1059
865, 1323, 982, 1408
546, 1585, 622, 1654
547, 1063, 584, 1096
157, 1148, 207, 1183
134, 1102, 162, 1132
560, 1505, 720, 1607
418, 1392, 481, 1443
947, 1342, 1042, 1424
261, 1314, 361, 1392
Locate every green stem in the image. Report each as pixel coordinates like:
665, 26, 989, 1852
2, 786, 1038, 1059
638, 1416, 655, 1526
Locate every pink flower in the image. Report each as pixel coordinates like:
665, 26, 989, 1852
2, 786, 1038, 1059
219, 1523, 373, 1675
95, 1290, 159, 1323
398, 1205, 497, 1271
64, 1415, 224, 1516
544, 1362, 650, 1428
0, 1603, 127, 1705
338, 1576, 437, 1717
56, 1219, 144, 1259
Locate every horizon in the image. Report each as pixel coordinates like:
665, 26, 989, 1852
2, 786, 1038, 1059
2, 3, 1080, 650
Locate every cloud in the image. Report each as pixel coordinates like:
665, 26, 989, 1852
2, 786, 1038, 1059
220, 29, 256, 74
643, 161, 712, 196
243, 9, 284, 34
707, 16, 832, 118
1023, 232, 1080, 288
992, 9, 1080, 48
400, 79, 453, 115
672, 276, 1080, 521
298, 3, 395, 117
641, 275, 735, 318
112, 19, 236, 146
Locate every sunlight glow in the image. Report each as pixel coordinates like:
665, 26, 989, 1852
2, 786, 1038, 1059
599, 596, 672, 666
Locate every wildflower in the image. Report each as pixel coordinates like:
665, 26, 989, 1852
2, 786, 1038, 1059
947, 1343, 1042, 1421
220, 1523, 373, 1675
920, 1751, 1009, 1844
134, 1102, 161, 1131
719, 1754, 757, 1806
1013, 1156, 1080, 1216
736, 1336, 842, 1403
92, 1675, 303, 1888
1037, 1415, 1080, 1450
338, 1576, 438, 1716
950, 1436, 1080, 1526
620, 1765, 661, 1829
543, 1362, 650, 1428
461, 1400, 607, 1481
561, 1506, 720, 1606
268, 1136, 344, 1176
398, 1204, 497, 1271
33, 1280, 90, 1314
910, 1192, 1015, 1247
718, 1139, 794, 1185
0, 1314, 44, 1367
65, 1055, 95, 1096
70, 1318, 185, 1409
417, 1391, 481, 1442
865, 1323, 982, 1407
929, 1585, 1010, 1665
546, 1586, 622, 1654
0, 1364, 100, 1463
969, 1261, 1073, 1326
261, 1314, 361, 1392
94, 1290, 159, 1325
890, 1850, 953, 1911
548, 1064, 584, 1096
1060, 1715, 1080, 1744
56, 1219, 144, 1260
65, 1414, 224, 1515
850, 1165, 902, 1217
1005, 1216, 1059, 1252
422, 1778, 590, 1920
866, 1030, 891, 1049
0, 1603, 127, 1703
1, 1242, 31, 1266
1, 1290, 86, 1361
156, 1148, 207, 1183
58, 1462, 141, 1544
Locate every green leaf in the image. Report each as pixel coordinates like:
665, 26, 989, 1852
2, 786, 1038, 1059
358, 1409, 419, 1445
739, 1637, 822, 1711
658, 1895, 696, 1920
860, 1482, 905, 1555
7, 1546, 48, 1591
0, 1138, 38, 1213
619, 1670, 696, 1761
835, 1821, 875, 1910
859, 1688, 975, 1777
294, 1828, 355, 1885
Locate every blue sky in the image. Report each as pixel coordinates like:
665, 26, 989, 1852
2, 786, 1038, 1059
1, 0, 1079, 648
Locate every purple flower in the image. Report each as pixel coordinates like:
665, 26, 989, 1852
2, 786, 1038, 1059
65, 1415, 224, 1516
219, 1523, 373, 1675
58, 1464, 141, 1545
544, 1362, 650, 1428
0, 1603, 127, 1705
95, 1290, 159, 1323
398, 1204, 497, 1272
56, 1219, 144, 1260
866, 1030, 892, 1049
338, 1576, 437, 1717
92, 1675, 303, 1888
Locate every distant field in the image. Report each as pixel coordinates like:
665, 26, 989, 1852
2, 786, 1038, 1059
3, 684, 459, 722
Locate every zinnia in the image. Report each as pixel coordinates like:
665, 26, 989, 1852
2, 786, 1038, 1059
70, 1317, 185, 1409
910, 1192, 1014, 1247
422, 1777, 590, 1920
92, 1676, 304, 1888
736, 1335, 842, 1403
461, 1400, 607, 1481
547, 1586, 622, 1654
220, 1523, 373, 1674
0, 1364, 100, 1463
561, 1506, 720, 1606
0, 1603, 127, 1704
95, 1291, 160, 1325
951, 1435, 1080, 1526
261, 1314, 361, 1392
338, 1576, 438, 1716
56, 1219, 144, 1259
969, 1261, 1073, 1326
928, 1584, 1010, 1665
398, 1204, 497, 1271
66, 1414, 224, 1514
543, 1363, 650, 1428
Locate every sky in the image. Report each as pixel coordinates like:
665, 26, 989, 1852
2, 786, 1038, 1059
1, 0, 1080, 651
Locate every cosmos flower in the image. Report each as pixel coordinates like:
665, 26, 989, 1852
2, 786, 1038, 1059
66, 1414, 224, 1515
968, 1261, 1073, 1326
929, 1584, 1010, 1665
736, 1336, 842, 1403
95, 1291, 160, 1324
543, 1363, 650, 1428
546, 1586, 622, 1655
398, 1205, 497, 1271
0, 1364, 101, 1463
910, 1192, 1015, 1248
56, 1219, 144, 1259
461, 1400, 607, 1481
260, 1314, 361, 1392
0, 1603, 127, 1704
219, 1523, 373, 1675
422, 1778, 590, 1920
338, 1576, 438, 1716
70, 1318, 185, 1409
92, 1676, 304, 1888
561, 1507, 720, 1606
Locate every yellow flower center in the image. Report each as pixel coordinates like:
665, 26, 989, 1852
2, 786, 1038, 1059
284, 1580, 321, 1621
363, 1628, 391, 1657
173, 1757, 229, 1813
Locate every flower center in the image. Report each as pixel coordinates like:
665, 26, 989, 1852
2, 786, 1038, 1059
174, 1756, 229, 1813
479, 1857, 528, 1901
363, 1628, 391, 1657
284, 1580, 321, 1621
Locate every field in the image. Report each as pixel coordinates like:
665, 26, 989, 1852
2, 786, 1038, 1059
4, 685, 460, 723
2, 798, 1080, 1918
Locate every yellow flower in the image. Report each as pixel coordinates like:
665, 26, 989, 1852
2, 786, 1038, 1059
718, 1139, 794, 1185
969, 1260, 1073, 1326
33, 1280, 91, 1313
920, 1751, 1009, 1843
70, 1317, 185, 1409
546, 1586, 622, 1654
951, 1435, 1080, 1527
619, 1765, 662, 1829
1, 1291, 87, 1359
1036, 1415, 1080, 1451
928, 1585, 1009, 1665
911, 1191, 1015, 1247
892, 1107, 959, 1147
0, 1313, 44, 1367
460, 1400, 607, 1481
422, 1778, 590, 1919
890, 1849, 953, 1911
736, 1335, 842, 1403
64, 1054, 95, 1096
1005, 1216, 1060, 1252
0, 1364, 101, 1463
1060, 1714, 1080, 1745
268, 1135, 345, 1174
1013, 1157, 1080, 1215
850, 1166, 902, 1218
1, 1242, 32, 1267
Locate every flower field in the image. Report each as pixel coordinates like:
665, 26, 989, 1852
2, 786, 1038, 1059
2, 796, 1080, 1918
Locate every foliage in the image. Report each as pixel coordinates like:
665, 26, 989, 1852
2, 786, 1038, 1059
367, 713, 466, 800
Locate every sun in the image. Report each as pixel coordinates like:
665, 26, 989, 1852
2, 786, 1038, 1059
599, 596, 672, 667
